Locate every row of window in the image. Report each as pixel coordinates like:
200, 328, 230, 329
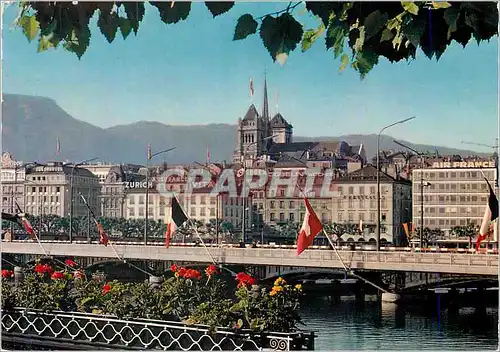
413, 195, 489, 203
414, 206, 485, 216
414, 218, 481, 227
414, 182, 491, 192
413, 170, 496, 180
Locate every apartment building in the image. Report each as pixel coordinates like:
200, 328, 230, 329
332, 165, 412, 244
412, 158, 497, 236
1, 152, 28, 214
24, 162, 100, 217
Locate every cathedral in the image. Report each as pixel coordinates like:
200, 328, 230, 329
233, 77, 293, 163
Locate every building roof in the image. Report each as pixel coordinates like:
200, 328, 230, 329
243, 104, 260, 121
338, 164, 404, 183
270, 113, 292, 128
29, 163, 98, 178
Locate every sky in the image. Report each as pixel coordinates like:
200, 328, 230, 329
2, 2, 499, 151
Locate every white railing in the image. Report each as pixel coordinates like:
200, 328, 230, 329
1, 308, 314, 351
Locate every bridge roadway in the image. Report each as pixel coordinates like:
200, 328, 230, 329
1, 242, 497, 276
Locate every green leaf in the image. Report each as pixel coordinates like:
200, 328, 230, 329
443, 7, 461, 39
363, 10, 389, 40
301, 24, 325, 52
354, 50, 379, 79
380, 28, 394, 42
305, 2, 340, 27
402, 18, 426, 48
98, 12, 119, 43
123, 2, 145, 34
119, 18, 132, 40
353, 26, 366, 52
233, 14, 258, 40
37, 35, 56, 53
205, 2, 234, 17
151, 2, 191, 24
432, 2, 452, 9
401, 2, 419, 15
63, 27, 91, 59
259, 13, 304, 63
18, 15, 40, 42
325, 24, 348, 58
339, 53, 349, 72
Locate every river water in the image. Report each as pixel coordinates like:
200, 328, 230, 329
300, 296, 498, 350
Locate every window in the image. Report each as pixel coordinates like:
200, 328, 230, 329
289, 201, 294, 209
348, 213, 353, 221
338, 213, 343, 222
370, 186, 376, 194
359, 213, 364, 221
370, 212, 375, 221
190, 208, 196, 217
210, 208, 215, 217
200, 208, 206, 216
289, 213, 295, 221
270, 213, 275, 221
270, 201, 275, 209
348, 199, 353, 208
279, 213, 285, 221
359, 187, 365, 195
191, 197, 196, 205
200, 196, 206, 205
348, 187, 354, 195
279, 201, 284, 209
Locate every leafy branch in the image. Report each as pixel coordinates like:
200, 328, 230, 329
15, 1, 499, 78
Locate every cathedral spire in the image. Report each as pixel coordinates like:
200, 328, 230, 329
262, 71, 269, 120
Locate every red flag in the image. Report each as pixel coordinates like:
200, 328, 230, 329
296, 198, 323, 256
20, 216, 36, 239
165, 222, 177, 248
476, 177, 498, 251
95, 220, 109, 246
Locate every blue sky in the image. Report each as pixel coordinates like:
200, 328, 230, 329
2, 2, 498, 150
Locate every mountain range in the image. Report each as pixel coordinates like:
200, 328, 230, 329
2, 94, 487, 165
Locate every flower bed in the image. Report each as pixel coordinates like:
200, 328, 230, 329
1, 261, 314, 350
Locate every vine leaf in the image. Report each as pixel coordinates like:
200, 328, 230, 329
305, 2, 338, 26
363, 10, 389, 40
339, 53, 349, 72
98, 12, 119, 43
119, 18, 133, 40
301, 23, 325, 52
443, 7, 461, 39
432, 2, 452, 9
353, 50, 379, 79
401, 2, 419, 15
63, 27, 91, 59
380, 28, 394, 42
233, 14, 258, 40
18, 15, 40, 42
37, 35, 56, 53
403, 18, 426, 48
123, 2, 145, 34
151, 1, 191, 24
205, 2, 234, 18
260, 13, 304, 64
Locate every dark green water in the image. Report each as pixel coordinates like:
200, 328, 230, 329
300, 296, 498, 350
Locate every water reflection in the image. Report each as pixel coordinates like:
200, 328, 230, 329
300, 296, 497, 350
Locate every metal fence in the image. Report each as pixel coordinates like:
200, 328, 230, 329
1, 309, 315, 351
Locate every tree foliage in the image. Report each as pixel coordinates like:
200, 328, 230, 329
14, 1, 498, 77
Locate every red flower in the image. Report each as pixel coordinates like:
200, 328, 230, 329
34, 263, 54, 275
73, 270, 85, 279
1, 270, 14, 279
205, 264, 218, 277
51, 271, 64, 280
235, 272, 256, 288
102, 284, 111, 295
65, 259, 77, 267
183, 269, 202, 280
170, 264, 178, 272
177, 267, 187, 278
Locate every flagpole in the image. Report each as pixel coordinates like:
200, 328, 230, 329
78, 194, 154, 277
189, 219, 218, 266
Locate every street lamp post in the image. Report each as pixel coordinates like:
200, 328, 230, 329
144, 146, 177, 245
376, 117, 415, 250
69, 157, 98, 243
241, 135, 276, 245
393, 140, 429, 248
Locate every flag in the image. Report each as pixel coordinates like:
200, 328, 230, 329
249, 78, 254, 98
476, 177, 498, 251
165, 196, 188, 248
56, 137, 61, 154
296, 198, 323, 256
95, 220, 109, 246
1, 212, 35, 239
402, 223, 409, 238
206, 145, 211, 164
147, 144, 152, 160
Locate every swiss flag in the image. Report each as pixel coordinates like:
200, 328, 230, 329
296, 198, 323, 256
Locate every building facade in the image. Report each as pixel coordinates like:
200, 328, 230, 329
23, 162, 100, 218
1, 152, 28, 215
332, 165, 412, 244
412, 158, 497, 236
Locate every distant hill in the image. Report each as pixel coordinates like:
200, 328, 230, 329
2, 94, 488, 165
